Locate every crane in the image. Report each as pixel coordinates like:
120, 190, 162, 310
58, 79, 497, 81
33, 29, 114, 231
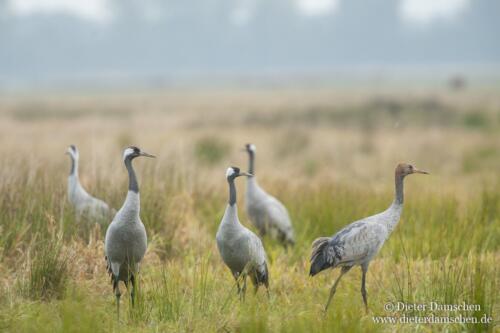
309, 163, 428, 312
66, 145, 113, 222
243, 143, 295, 246
216, 166, 270, 299
104, 146, 155, 319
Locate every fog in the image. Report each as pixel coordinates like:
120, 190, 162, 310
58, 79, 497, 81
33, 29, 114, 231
1, 0, 499, 88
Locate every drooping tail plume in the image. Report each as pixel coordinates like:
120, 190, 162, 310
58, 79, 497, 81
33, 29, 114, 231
309, 237, 334, 276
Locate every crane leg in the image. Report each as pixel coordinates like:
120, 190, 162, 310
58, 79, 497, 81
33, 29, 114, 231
114, 279, 121, 321
239, 263, 253, 302
324, 266, 351, 312
233, 274, 241, 295
130, 274, 136, 308
361, 265, 368, 313
241, 274, 248, 302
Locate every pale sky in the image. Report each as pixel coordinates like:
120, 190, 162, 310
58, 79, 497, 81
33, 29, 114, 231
400, 0, 470, 25
6, 0, 113, 23
6, 0, 471, 25
1, 0, 496, 87
295, 0, 339, 17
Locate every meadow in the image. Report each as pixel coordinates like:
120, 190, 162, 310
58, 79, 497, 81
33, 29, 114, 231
0, 86, 498, 332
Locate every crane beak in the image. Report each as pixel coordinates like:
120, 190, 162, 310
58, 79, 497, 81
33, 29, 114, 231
239, 172, 253, 177
413, 168, 429, 175
140, 152, 156, 158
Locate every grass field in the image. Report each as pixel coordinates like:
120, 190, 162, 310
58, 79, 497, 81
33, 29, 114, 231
0, 87, 498, 332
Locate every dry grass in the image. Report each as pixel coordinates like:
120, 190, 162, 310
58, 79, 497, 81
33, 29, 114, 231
0, 87, 498, 332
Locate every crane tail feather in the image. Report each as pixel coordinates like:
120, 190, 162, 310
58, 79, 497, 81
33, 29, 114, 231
309, 237, 334, 276
260, 262, 269, 288
251, 262, 269, 288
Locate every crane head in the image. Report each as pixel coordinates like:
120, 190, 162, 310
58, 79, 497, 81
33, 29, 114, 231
123, 146, 156, 161
226, 166, 252, 180
396, 163, 429, 177
242, 143, 256, 153
65, 145, 78, 159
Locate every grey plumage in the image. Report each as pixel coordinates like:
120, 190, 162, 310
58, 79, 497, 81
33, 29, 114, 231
66, 145, 114, 222
216, 166, 269, 298
310, 163, 429, 312
104, 146, 155, 319
243, 144, 295, 246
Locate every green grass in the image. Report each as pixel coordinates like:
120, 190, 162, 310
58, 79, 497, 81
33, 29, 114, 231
0, 89, 499, 332
0, 165, 498, 332
194, 136, 231, 166
19, 237, 70, 301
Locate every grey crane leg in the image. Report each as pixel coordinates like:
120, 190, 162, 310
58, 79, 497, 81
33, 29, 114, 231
361, 264, 368, 313
130, 274, 137, 308
239, 263, 252, 302
324, 266, 351, 312
114, 279, 121, 321
241, 274, 248, 301
233, 273, 241, 296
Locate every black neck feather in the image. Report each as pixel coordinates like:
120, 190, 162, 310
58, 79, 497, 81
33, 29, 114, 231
248, 151, 255, 175
69, 156, 76, 176
395, 174, 404, 205
125, 158, 139, 193
228, 178, 237, 206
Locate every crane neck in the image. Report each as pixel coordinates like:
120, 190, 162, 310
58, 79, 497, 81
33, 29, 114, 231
122, 190, 140, 220
394, 173, 404, 206
222, 202, 240, 228
69, 155, 78, 178
125, 158, 139, 193
228, 178, 237, 206
119, 158, 140, 222
247, 175, 258, 186
248, 151, 255, 175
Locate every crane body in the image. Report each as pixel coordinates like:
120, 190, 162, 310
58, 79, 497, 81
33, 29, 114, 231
104, 146, 155, 319
216, 167, 269, 298
310, 163, 428, 312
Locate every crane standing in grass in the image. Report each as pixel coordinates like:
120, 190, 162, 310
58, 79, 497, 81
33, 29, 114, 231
216, 166, 270, 299
104, 146, 155, 319
66, 145, 113, 222
243, 143, 295, 246
309, 163, 428, 312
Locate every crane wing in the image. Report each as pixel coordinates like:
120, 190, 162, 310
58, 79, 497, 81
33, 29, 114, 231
330, 220, 386, 266
265, 196, 293, 230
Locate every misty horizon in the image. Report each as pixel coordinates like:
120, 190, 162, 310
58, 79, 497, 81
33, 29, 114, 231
1, 0, 499, 89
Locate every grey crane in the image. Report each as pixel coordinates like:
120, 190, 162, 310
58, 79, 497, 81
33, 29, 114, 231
216, 166, 270, 299
104, 146, 155, 319
309, 163, 428, 312
243, 143, 295, 246
66, 145, 113, 222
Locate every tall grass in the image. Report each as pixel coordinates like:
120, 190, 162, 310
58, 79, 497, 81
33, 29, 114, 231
0, 159, 498, 331
20, 237, 70, 301
0, 89, 498, 332
0, 160, 497, 326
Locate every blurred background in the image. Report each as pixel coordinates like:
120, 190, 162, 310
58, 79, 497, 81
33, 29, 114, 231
0, 0, 498, 190
0, 0, 499, 89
